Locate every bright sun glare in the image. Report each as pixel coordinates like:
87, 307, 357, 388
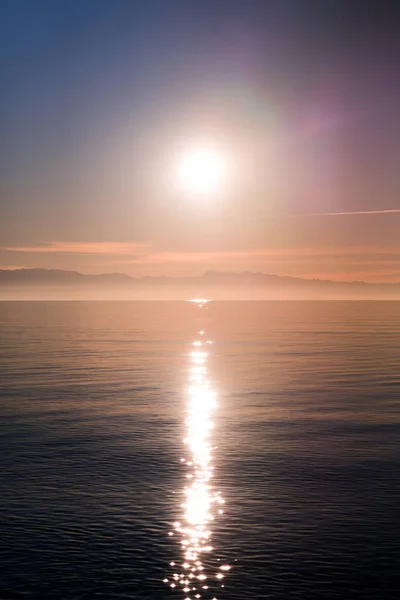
177, 147, 226, 195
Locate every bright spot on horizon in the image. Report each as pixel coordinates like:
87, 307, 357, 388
177, 147, 226, 196
189, 298, 209, 305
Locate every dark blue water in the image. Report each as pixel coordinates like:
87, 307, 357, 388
1, 301, 400, 599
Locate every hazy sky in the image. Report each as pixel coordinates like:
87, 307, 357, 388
1, 0, 400, 282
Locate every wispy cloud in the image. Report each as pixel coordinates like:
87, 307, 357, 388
295, 209, 400, 217
1, 242, 150, 255
110, 246, 400, 266
4, 242, 400, 265
3, 242, 400, 284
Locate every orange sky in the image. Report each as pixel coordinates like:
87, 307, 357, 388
2, 216, 400, 282
2, 1, 400, 283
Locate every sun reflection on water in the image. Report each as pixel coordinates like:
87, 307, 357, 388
165, 300, 230, 599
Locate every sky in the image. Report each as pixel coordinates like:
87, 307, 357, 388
1, 0, 400, 282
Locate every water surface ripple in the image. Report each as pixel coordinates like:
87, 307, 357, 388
1, 301, 400, 599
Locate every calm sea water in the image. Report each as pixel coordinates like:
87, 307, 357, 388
1, 301, 400, 600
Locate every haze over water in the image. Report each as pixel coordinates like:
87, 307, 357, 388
1, 301, 400, 599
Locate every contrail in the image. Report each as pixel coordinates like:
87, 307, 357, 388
256, 208, 400, 220
297, 209, 400, 217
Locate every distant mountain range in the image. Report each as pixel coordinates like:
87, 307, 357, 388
1, 268, 399, 300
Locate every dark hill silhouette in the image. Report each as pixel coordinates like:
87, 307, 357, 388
0, 268, 399, 299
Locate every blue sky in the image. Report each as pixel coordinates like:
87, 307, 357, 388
1, 0, 400, 281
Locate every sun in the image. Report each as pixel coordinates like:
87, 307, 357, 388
177, 146, 226, 195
